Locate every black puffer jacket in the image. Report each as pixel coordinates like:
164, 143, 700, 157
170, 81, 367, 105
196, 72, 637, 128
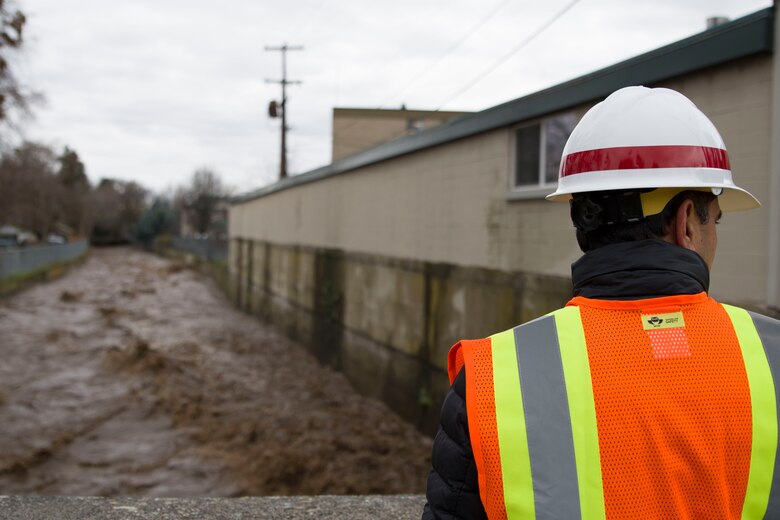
421, 368, 487, 520
421, 240, 710, 519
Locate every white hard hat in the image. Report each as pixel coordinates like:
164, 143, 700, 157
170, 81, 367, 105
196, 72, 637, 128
546, 86, 760, 212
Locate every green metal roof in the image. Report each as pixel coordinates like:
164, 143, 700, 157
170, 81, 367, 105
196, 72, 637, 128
233, 7, 774, 205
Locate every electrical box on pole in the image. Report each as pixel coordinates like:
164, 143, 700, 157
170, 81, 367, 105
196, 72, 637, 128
265, 44, 303, 180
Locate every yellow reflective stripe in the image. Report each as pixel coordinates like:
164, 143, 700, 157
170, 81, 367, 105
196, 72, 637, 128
722, 304, 778, 519
551, 307, 606, 520
491, 328, 535, 519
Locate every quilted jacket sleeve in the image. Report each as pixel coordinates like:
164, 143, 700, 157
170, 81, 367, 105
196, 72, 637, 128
421, 369, 487, 520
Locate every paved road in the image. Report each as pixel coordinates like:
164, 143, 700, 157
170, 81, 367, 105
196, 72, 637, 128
0, 248, 432, 497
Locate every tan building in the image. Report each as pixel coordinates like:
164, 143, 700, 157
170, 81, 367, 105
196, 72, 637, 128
332, 107, 469, 161
229, 7, 779, 432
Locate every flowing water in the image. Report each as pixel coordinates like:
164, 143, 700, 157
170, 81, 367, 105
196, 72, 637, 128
0, 248, 432, 497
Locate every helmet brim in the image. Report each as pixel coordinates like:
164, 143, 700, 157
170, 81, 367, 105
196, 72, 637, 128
546, 167, 760, 212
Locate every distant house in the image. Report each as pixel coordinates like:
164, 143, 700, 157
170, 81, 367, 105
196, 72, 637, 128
49, 222, 74, 243
228, 7, 779, 432
0, 225, 18, 247
0, 225, 38, 247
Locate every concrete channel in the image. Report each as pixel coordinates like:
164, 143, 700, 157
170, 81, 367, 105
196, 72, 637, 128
0, 247, 432, 510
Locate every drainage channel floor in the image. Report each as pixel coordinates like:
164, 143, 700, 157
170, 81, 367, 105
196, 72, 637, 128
0, 247, 432, 497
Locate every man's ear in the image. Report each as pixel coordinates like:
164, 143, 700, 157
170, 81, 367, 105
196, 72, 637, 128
673, 199, 697, 251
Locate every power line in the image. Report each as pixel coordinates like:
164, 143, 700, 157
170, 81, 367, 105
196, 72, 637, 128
435, 0, 582, 110
377, 0, 514, 108
330, 0, 502, 149
324, 0, 582, 164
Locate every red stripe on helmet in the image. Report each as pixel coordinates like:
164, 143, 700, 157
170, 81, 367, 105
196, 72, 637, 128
561, 145, 730, 177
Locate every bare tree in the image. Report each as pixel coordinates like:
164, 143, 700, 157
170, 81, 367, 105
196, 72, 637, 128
58, 146, 87, 187
0, 1, 39, 144
181, 167, 226, 235
0, 141, 62, 238
57, 146, 92, 235
90, 178, 147, 244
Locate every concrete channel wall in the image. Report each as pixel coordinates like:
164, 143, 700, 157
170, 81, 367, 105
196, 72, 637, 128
227, 238, 571, 434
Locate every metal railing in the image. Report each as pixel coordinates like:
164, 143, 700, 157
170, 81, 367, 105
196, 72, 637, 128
170, 237, 227, 262
0, 240, 89, 279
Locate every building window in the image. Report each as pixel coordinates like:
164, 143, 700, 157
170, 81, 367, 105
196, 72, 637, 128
512, 113, 577, 191
406, 117, 425, 134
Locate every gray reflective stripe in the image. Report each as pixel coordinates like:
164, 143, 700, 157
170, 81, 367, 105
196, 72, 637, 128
749, 311, 780, 519
514, 315, 581, 520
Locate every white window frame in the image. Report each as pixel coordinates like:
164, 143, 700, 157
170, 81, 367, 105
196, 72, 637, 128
507, 112, 576, 200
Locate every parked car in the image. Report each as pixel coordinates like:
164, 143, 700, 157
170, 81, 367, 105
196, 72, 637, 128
46, 234, 67, 245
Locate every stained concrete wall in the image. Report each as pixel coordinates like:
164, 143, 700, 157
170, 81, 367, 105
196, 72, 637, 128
226, 239, 570, 434
229, 54, 776, 432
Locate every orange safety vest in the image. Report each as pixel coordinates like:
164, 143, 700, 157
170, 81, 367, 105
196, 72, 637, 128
449, 292, 780, 519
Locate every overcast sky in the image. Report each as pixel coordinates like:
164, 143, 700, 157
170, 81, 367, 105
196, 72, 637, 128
13, 0, 772, 195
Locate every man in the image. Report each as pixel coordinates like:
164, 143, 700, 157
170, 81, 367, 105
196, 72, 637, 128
422, 86, 780, 519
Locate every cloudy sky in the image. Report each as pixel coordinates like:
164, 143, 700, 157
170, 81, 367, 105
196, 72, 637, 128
13, 0, 771, 195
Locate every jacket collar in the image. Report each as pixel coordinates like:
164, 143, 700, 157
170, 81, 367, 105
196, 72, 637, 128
571, 240, 710, 300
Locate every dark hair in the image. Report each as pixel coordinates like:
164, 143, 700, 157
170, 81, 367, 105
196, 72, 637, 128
575, 190, 715, 252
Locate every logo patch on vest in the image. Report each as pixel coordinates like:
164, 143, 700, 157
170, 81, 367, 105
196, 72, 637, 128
642, 311, 685, 330
641, 310, 691, 358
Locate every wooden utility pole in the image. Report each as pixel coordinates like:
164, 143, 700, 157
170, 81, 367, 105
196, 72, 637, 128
265, 44, 303, 180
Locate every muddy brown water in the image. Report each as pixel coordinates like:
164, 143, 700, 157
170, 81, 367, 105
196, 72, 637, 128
0, 248, 432, 497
